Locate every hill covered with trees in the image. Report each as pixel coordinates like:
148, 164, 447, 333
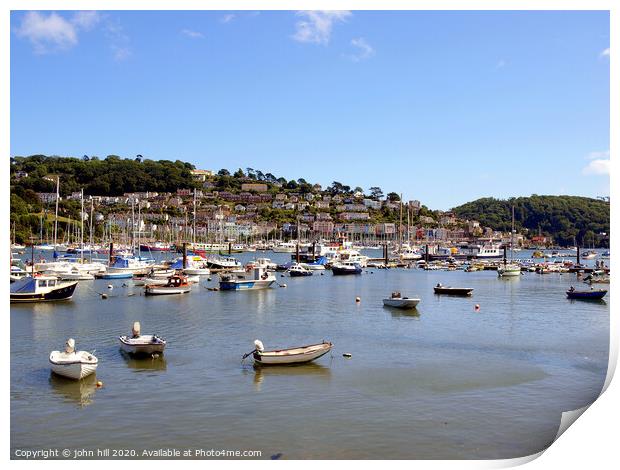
451, 195, 610, 247
10, 155, 198, 196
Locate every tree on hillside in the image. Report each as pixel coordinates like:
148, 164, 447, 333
234, 168, 245, 178
369, 187, 383, 200
218, 169, 230, 176
387, 192, 400, 202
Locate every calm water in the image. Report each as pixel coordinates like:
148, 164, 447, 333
11, 250, 610, 459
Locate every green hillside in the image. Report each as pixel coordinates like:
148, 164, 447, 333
451, 195, 610, 247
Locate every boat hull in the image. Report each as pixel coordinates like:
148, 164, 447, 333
566, 290, 607, 300
182, 268, 211, 276
254, 342, 332, 365
219, 280, 275, 290
383, 298, 420, 309
331, 266, 362, 275
11, 282, 77, 303
119, 336, 166, 356
289, 270, 312, 277
433, 287, 474, 296
498, 268, 521, 277
145, 286, 191, 295
49, 352, 98, 380
96, 272, 133, 279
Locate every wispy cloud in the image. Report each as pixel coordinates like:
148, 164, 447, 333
15, 11, 79, 54
496, 59, 507, 69
14, 10, 128, 61
71, 11, 101, 31
346, 37, 375, 62
582, 150, 610, 175
292, 10, 351, 45
181, 29, 204, 39
220, 14, 236, 24
600, 47, 610, 57
105, 18, 131, 61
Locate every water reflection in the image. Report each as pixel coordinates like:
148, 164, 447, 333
384, 306, 421, 319
567, 299, 607, 306
120, 351, 168, 371
250, 363, 332, 391
49, 373, 97, 408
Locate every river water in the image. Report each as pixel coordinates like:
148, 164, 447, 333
10, 249, 610, 459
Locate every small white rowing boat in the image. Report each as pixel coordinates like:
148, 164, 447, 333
382, 292, 420, 309
119, 335, 166, 355
244, 339, 332, 365
49, 339, 98, 380
119, 322, 166, 356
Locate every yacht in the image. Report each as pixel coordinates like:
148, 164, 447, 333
399, 244, 422, 261
107, 256, 154, 275
11, 276, 78, 302
206, 256, 242, 270
475, 243, 502, 258
272, 242, 298, 253
219, 266, 276, 290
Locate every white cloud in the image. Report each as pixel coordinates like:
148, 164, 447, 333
496, 59, 507, 69
15, 11, 78, 54
220, 14, 236, 24
15, 11, 103, 54
582, 150, 610, 175
348, 37, 375, 62
181, 29, 204, 39
71, 11, 101, 31
600, 47, 610, 57
292, 10, 351, 45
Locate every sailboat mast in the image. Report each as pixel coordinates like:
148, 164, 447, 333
80, 188, 84, 263
137, 200, 141, 255
511, 205, 515, 261
89, 198, 94, 261
193, 188, 197, 245
399, 193, 403, 248
54, 176, 59, 248
131, 198, 135, 254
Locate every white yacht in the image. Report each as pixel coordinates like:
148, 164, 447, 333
272, 242, 298, 253
475, 243, 502, 258
219, 266, 276, 290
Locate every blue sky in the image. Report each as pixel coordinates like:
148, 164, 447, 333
10, 10, 610, 209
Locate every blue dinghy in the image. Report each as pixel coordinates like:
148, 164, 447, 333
566, 288, 607, 300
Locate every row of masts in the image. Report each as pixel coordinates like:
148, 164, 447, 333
35, 185, 514, 251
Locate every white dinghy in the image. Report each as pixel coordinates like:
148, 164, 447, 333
243, 339, 332, 365
382, 292, 421, 309
119, 322, 166, 356
49, 338, 98, 380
